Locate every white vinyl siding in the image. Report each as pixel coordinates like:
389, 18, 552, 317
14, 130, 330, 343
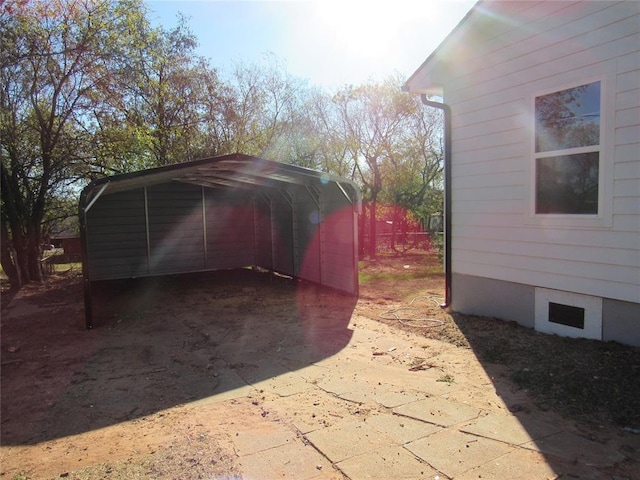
441, 1, 639, 303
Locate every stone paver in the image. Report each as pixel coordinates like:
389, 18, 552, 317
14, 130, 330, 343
405, 429, 514, 478
189, 369, 255, 405
393, 396, 481, 427
304, 420, 396, 463
364, 412, 441, 444
454, 448, 559, 480
461, 411, 563, 445
240, 440, 336, 480
336, 445, 440, 480
521, 430, 626, 467
250, 371, 314, 397
356, 364, 462, 396
233, 423, 297, 457
5, 279, 638, 480
337, 387, 425, 408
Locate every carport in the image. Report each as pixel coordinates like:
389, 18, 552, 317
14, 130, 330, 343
79, 153, 361, 328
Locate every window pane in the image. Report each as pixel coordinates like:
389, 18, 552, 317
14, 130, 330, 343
536, 82, 600, 152
536, 153, 599, 214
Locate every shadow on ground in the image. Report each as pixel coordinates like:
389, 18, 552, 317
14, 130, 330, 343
1, 269, 356, 446
445, 313, 640, 478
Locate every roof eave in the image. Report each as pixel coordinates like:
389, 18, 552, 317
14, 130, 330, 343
403, 0, 481, 95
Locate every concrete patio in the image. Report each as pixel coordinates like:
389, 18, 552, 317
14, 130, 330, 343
192, 312, 636, 480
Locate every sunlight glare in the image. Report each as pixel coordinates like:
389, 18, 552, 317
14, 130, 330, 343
311, 1, 444, 63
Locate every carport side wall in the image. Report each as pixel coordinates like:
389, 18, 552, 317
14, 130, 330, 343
85, 188, 149, 279
284, 183, 359, 293
84, 176, 359, 298
269, 191, 295, 277
204, 188, 256, 270
147, 182, 205, 275
253, 195, 274, 270
291, 184, 322, 284
85, 183, 259, 281
318, 182, 359, 294
453, 273, 640, 347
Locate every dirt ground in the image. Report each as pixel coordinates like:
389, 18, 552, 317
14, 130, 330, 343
1, 252, 639, 479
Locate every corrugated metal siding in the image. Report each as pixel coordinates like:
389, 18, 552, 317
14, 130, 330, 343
147, 182, 205, 275
321, 183, 358, 293
253, 195, 273, 270
204, 189, 256, 270
86, 189, 148, 280
83, 161, 359, 297
294, 186, 321, 283
270, 192, 295, 276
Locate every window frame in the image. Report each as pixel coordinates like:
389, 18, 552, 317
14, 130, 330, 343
526, 76, 613, 228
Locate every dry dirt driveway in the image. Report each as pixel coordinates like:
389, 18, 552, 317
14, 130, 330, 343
1, 261, 638, 479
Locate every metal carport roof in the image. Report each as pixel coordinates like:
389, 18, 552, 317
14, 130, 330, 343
81, 153, 360, 207
79, 153, 361, 328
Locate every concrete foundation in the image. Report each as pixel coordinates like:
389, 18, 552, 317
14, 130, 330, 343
452, 273, 639, 347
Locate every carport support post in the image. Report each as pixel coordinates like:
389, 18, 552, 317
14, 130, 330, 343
305, 185, 322, 284
279, 189, 296, 274
83, 278, 94, 329
78, 188, 94, 329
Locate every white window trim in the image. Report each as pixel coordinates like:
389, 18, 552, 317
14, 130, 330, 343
525, 75, 613, 229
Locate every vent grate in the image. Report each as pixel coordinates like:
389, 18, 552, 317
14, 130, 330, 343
548, 302, 585, 329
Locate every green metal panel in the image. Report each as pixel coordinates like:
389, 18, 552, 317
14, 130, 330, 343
80, 154, 360, 328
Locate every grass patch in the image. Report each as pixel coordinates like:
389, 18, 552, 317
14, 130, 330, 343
437, 374, 455, 384
358, 253, 443, 286
53, 262, 82, 273
359, 269, 429, 284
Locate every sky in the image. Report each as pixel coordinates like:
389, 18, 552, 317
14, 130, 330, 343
147, 0, 478, 91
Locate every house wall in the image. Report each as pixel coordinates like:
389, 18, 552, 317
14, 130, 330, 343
437, 1, 639, 344
452, 273, 535, 328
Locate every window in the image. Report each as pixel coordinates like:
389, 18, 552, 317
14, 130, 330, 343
534, 81, 601, 214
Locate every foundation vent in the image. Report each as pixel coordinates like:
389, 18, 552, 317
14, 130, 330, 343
535, 288, 602, 340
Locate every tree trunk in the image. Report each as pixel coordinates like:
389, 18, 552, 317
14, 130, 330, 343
391, 207, 399, 252
27, 232, 43, 282
368, 198, 377, 257
0, 219, 21, 289
0, 167, 45, 286
358, 204, 365, 257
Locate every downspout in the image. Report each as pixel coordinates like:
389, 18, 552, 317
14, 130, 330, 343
420, 94, 452, 308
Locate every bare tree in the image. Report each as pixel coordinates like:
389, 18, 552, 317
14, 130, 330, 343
330, 77, 416, 256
